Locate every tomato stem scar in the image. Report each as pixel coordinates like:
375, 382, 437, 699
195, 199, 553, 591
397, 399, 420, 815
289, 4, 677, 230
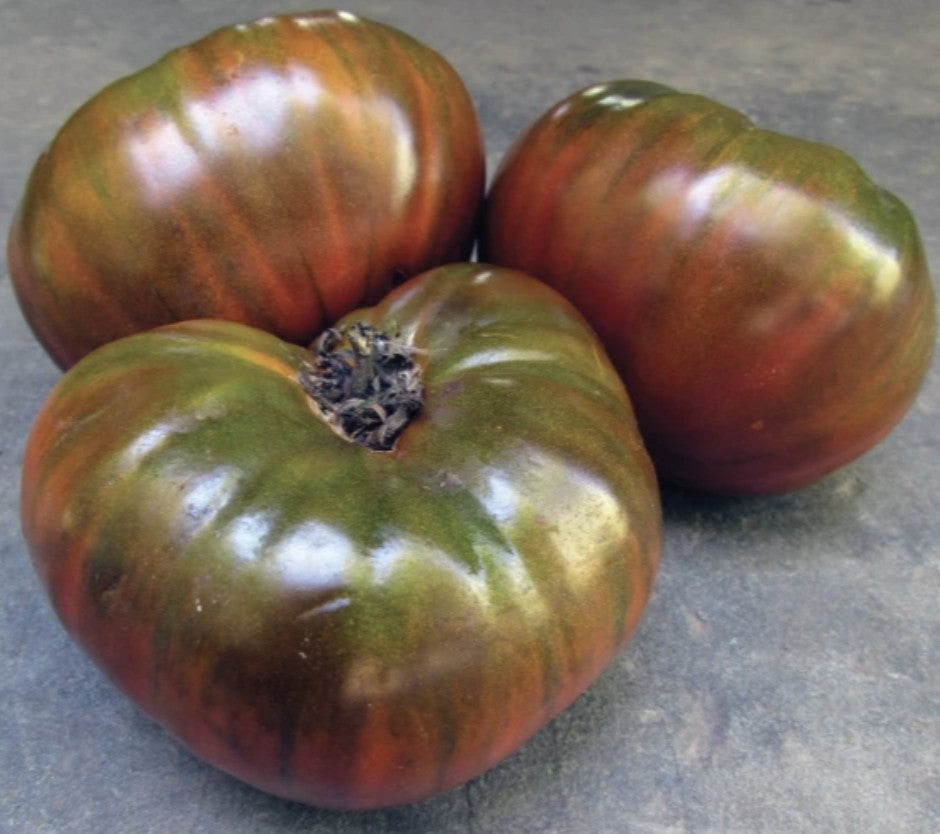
299, 323, 423, 451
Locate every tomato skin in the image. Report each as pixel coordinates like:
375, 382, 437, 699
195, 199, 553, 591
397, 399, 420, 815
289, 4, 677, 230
481, 80, 936, 495
21, 263, 661, 809
8, 11, 484, 369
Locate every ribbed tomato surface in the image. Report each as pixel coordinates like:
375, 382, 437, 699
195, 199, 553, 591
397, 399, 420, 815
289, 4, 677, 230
21, 264, 662, 809
9, 11, 484, 368
482, 80, 936, 494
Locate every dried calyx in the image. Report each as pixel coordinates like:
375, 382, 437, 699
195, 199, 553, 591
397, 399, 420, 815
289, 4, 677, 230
299, 323, 423, 451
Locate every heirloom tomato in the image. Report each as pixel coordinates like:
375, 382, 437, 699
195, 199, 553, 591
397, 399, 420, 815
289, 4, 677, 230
8, 10, 484, 369
482, 80, 936, 495
21, 263, 662, 810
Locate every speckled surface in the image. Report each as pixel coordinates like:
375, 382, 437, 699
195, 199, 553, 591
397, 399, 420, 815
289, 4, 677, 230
1, 1, 938, 832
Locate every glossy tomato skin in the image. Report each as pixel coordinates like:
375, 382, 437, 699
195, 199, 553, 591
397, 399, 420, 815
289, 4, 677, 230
21, 263, 661, 809
8, 11, 484, 369
482, 80, 936, 495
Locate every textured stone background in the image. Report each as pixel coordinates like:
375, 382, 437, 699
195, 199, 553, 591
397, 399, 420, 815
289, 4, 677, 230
1, 1, 937, 832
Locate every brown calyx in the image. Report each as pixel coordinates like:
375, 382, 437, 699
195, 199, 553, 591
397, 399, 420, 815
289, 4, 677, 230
299, 323, 423, 451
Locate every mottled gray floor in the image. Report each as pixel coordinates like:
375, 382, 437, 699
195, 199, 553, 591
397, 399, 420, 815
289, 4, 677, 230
1, 1, 938, 832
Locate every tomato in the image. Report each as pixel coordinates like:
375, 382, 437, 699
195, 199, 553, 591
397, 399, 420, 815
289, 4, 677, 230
8, 10, 484, 369
20, 263, 662, 810
481, 80, 936, 495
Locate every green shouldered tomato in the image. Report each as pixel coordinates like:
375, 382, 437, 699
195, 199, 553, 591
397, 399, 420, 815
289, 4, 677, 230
21, 263, 661, 809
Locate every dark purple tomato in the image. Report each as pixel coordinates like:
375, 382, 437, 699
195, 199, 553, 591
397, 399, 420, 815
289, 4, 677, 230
21, 263, 662, 809
8, 11, 484, 368
482, 80, 936, 495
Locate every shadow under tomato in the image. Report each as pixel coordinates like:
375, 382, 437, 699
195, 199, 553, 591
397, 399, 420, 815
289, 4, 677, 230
659, 463, 869, 542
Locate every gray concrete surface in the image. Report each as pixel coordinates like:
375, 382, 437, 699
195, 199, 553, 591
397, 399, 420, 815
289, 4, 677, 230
1, 1, 937, 832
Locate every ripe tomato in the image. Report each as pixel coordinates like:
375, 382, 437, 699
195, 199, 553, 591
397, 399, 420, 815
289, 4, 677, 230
482, 80, 936, 495
21, 264, 661, 809
8, 11, 484, 369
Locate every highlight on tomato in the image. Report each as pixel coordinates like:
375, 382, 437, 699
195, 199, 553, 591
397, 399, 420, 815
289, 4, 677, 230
482, 80, 936, 495
8, 10, 485, 369
20, 263, 662, 810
